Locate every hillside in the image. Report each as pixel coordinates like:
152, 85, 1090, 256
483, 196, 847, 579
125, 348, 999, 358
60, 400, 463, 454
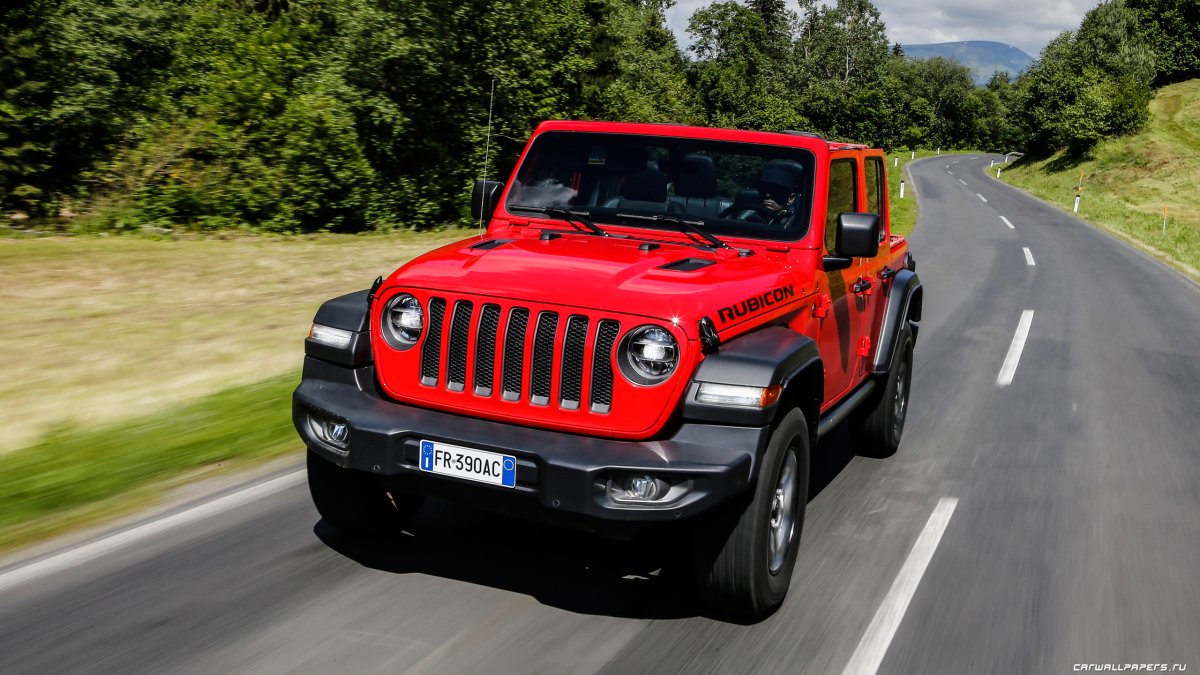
902, 40, 1034, 85
998, 79, 1200, 279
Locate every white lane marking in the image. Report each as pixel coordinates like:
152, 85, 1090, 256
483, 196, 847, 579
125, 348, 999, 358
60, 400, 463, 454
997, 310, 1035, 387
842, 497, 959, 675
1000, 216, 1015, 229
0, 469, 306, 594
958, 179, 967, 186
1023, 247, 1036, 266
976, 193, 988, 203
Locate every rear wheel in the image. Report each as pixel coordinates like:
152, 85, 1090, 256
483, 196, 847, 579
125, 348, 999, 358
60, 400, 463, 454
695, 408, 810, 620
307, 449, 423, 535
853, 326, 913, 458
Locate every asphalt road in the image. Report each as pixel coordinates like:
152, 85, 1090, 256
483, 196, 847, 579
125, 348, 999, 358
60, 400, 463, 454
3, 155, 1199, 674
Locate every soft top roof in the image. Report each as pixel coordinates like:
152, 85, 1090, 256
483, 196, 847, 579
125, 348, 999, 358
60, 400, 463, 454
531, 120, 879, 154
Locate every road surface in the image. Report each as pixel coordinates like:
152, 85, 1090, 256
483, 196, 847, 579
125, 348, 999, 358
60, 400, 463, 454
2, 155, 1198, 674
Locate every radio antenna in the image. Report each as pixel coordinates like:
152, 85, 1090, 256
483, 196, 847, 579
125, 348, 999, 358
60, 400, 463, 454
478, 78, 496, 236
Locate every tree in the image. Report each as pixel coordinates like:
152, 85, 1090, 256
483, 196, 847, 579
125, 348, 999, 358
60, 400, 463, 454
1126, 0, 1200, 85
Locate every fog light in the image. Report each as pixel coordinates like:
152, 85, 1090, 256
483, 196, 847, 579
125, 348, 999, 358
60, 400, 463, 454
627, 475, 659, 500
324, 420, 350, 445
307, 411, 350, 449
606, 473, 672, 504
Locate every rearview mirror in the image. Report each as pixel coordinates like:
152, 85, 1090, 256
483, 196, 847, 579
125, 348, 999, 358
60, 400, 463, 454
471, 180, 504, 221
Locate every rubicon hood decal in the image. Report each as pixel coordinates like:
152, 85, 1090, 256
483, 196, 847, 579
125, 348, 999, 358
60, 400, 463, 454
717, 284, 796, 324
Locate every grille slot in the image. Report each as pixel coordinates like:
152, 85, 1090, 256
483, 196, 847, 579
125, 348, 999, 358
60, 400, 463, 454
421, 298, 447, 386
560, 316, 588, 409
501, 308, 530, 401
530, 312, 559, 406
474, 304, 501, 396
590, 320, 620, 413
446, 301, 473, 392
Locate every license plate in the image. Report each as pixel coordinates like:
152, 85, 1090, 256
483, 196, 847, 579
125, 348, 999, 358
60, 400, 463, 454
419, 440, 516, 488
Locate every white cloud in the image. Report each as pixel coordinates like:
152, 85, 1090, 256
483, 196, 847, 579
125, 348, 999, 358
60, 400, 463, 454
664, 0, 1095, 59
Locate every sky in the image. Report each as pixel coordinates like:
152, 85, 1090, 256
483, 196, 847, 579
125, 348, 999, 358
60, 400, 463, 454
663, 0, 1096, 59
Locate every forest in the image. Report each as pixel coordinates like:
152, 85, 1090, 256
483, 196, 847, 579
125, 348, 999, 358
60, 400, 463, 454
1, 0, 1195, 232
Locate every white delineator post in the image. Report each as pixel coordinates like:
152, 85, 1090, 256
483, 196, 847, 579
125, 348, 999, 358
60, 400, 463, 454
899, 180, 906, 199
937, 147, 941, 155
997, 167, 1002, 178
1162, 205, 1168, 235
894, 157, 898, 167
911, 150, 915, 159
1073, 194, 1081, 213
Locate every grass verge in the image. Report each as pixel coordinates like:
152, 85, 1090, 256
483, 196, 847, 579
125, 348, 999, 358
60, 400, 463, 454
0, 371, 302, 554
996, 80, 1200, 281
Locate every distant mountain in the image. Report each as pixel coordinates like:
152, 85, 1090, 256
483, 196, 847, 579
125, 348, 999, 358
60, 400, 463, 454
900, 41, 1035, 86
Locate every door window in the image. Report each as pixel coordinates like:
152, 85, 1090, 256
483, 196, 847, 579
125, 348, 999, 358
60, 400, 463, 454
825, 159, 858, 254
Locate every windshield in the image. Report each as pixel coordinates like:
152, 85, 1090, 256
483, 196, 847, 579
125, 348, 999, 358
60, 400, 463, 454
506, 131, 816, 242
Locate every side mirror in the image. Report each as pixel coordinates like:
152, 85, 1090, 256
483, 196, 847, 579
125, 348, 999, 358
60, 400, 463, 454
822, 212, 880, 271
835, 212, 880, 258
471, 180, 505, 221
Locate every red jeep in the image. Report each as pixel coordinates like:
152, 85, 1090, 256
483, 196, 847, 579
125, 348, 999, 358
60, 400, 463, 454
295, 121, 922, 619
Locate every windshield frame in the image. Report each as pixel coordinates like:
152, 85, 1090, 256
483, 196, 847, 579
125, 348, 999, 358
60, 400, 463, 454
502, 130, 818, 244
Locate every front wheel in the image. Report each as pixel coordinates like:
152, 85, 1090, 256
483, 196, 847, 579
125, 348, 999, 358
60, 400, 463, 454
695, 408, 810, 620
307, 450, 423, 535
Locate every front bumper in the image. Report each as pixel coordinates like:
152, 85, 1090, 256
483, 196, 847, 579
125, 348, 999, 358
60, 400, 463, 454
293, 357, 767, 534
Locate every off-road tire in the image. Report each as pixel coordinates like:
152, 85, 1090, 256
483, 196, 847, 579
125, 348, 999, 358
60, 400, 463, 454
852, 325, 914, 458
307, 449, 423, 535
695, 408, 810, 620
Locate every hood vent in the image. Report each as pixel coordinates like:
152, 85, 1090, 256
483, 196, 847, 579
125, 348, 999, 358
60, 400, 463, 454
469, 238, 514, 250
658, 257, 716, 272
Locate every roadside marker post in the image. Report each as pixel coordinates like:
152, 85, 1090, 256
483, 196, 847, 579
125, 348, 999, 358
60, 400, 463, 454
899, 180, 905, 199
911, 150, 915, 159
894, 157, 898, 167
1163, 205, 1167, 235
1074, 194, 1081, 213
937, 148, 941, 155
996, 167, 1001, 178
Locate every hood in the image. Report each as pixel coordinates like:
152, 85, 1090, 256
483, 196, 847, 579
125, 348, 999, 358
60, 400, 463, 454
386, 231, 812, 335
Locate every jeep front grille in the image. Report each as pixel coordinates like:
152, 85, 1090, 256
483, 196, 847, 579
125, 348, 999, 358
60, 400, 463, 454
421, 297, 618, 414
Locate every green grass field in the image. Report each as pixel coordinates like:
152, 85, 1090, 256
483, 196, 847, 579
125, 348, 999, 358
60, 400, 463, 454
997, 80, 1200, 280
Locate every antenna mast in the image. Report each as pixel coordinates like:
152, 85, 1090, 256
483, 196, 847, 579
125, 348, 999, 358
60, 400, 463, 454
478, 79, 496, 236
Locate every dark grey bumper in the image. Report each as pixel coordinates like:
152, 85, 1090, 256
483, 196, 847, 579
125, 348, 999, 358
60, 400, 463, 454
293, 357, 766, 531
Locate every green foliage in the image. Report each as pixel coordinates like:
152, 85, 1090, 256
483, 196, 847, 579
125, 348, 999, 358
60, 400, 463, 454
1016, 0, 1156, 155
0, 0, 1174, 229
1127, 0, 1200, 85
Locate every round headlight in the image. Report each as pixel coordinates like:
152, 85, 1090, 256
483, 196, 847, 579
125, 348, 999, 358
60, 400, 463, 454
619, 325, 679, 385
383, 293, 423, 347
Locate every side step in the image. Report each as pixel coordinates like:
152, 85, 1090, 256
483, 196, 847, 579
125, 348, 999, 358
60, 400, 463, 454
816, 380, 876, 439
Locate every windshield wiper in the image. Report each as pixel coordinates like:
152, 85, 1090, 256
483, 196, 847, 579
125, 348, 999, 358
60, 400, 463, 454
508, 204, 607, 237
615, 213, 730, 249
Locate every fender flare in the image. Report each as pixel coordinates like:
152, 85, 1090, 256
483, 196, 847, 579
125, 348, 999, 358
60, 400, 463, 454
306, 289, 373, 367
683, 326, 823, 439
872, 269, 922, 375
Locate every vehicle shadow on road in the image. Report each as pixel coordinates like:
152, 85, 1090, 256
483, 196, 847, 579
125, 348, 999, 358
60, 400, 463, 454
314, 504, 704, 620
314, 423, 860, 623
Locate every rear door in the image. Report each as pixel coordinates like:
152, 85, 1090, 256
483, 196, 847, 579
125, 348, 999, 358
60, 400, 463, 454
856, 153, 889, 378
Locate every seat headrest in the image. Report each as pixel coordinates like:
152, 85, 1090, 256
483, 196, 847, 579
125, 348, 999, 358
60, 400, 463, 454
674, 154, 717, 199
621, 167, 668, 203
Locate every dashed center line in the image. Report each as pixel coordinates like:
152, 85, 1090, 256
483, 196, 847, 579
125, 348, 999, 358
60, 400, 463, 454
997, 310, 1035, 387
958, 179, 967, 185
999, 216, 1014, 229
976, 193, 988, 203
1023, 247, 1036, 266
841, 497, 960, 675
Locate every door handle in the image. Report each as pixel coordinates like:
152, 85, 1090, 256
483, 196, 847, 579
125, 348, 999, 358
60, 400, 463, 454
853, 276, 873, 294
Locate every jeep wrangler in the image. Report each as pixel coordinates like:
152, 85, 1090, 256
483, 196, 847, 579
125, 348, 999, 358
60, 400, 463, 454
294, 121, 922, 620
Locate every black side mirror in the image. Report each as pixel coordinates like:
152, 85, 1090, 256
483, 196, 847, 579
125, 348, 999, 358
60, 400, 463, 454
471, 180, 504, 221
823, 212, 880, 271
835, 212, 880, 258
